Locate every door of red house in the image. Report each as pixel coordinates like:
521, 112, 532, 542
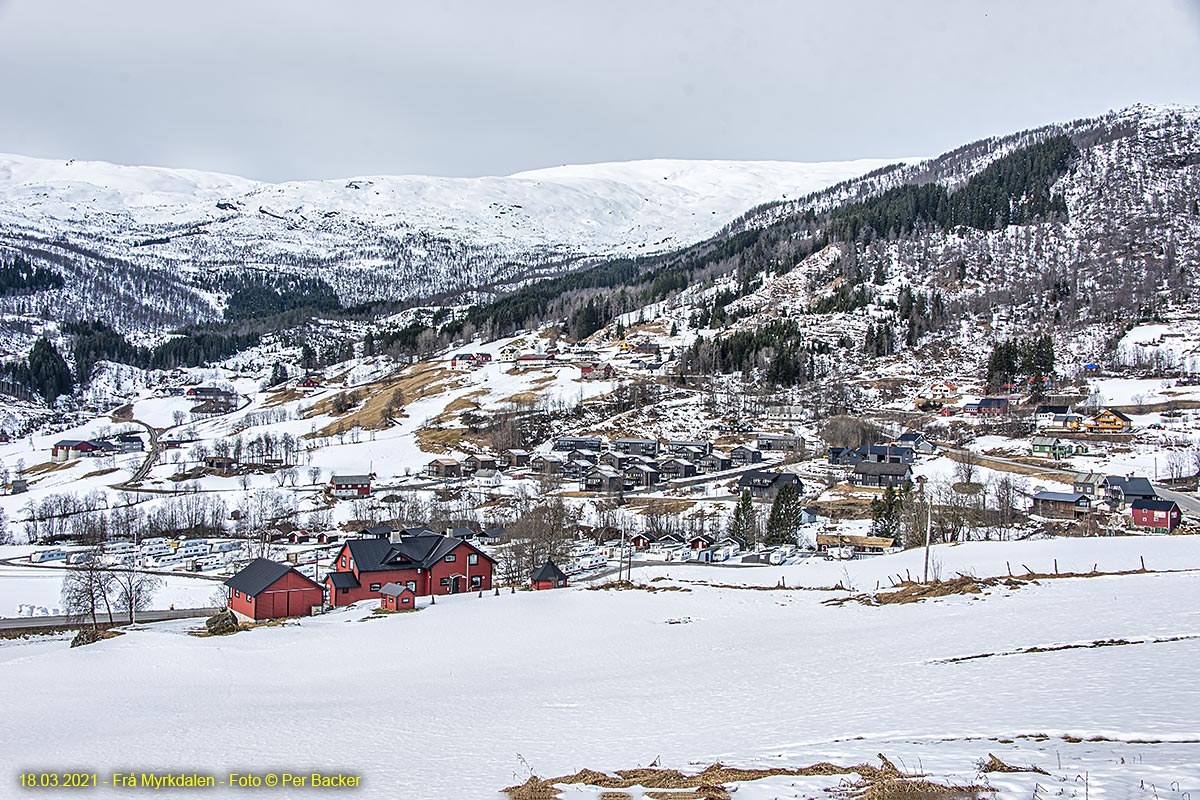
451, 577, 461, 594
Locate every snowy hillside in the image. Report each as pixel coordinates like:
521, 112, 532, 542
0, 154, 901, 329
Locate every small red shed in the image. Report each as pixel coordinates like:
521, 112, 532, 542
225, 558, 324, 622
380, 582, 418, 611
530, 559, 568, 590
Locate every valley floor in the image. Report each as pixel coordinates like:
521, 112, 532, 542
1, 536, 1198, 798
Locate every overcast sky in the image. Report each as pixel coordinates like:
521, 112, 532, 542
1, 1, 1198, 182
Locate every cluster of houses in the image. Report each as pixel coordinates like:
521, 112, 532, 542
50, 433, 143, 463
421, 432, 803, 494
1031, 473, 1182, 531
828, 432, 937, 488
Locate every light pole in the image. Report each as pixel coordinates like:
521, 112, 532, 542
917, 476, 932, 584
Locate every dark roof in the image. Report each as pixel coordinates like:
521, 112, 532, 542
530, 559, 568, 582
852, 461, 912, 476
344, 533, 495, 573
1102, 408, 1134, 422
1104, 475, 1156, 498
1032, 491, 1087, 503
380, 582, 414, 596
332, 474, 372, 484
360, 525, 393, 538
738, 470, 802, 489
978, 397, 1009, 408
327, 571, 360, 589
226, 558, 318, 596
896, 432, 924, 443
1131, 498, 1177, 512
1035, 405, 1070, 415
861, 444, 914, 458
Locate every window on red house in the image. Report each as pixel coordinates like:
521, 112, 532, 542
445, 554, 456, 562
471, 575, 482, 588
468, 554, 478, 565
370, 583, 381, 592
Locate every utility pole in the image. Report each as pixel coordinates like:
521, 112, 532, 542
917, 476, 932, 584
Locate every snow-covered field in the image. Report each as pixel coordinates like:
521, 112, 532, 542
1, 535, 1197, 799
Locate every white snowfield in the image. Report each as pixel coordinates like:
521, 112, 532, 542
0, 152, 904, 257
1, 535, 1198, 798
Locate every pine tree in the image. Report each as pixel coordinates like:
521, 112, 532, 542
27, 338, 73, 404
869, 484, 902, 540
728, 489, 756, 546
268, 362, 288, 387
764, 481, 802, 546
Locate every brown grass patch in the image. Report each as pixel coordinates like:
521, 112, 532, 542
979, 754, 1047, 775
441, 389, 488, 416
586, 580, 692, 593
503, 757, 989, 800
830, 565, 1164, 607
264, 387, 305, 407
23, 460, 74, 475
304, 362, 462, 439
624, 497, 696, 515
81, 467, 119, 479
414, 426, 467, 454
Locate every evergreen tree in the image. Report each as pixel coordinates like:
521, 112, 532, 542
764, 482, 802, 546
27, 338, 73, 404
728, 489, 757, 546
268, 362, 288, 387
869, 483, 902, 541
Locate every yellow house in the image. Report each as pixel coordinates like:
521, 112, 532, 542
1084, 408, 1133, 434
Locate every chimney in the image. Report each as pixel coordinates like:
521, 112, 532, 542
389, 529, 402, 544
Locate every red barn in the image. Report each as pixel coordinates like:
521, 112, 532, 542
1131, 498, 1181, 532
530, 559, 568, 590
225, 559, 324, 622
325, 533, 495, 607
380, 582, 418, 611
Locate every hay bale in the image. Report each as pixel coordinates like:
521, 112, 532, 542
205, 610, 239, 635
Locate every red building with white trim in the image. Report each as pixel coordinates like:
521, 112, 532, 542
1131, 498, 1181, 532
325, 533, 495, 606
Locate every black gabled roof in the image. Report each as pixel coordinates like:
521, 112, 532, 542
1131, 497, 1178, 512
530, 559, 567, 583
226, 558, 319, 597
853, 461, 913, 476
327, 571, 360, 589
344, 532, 496, 572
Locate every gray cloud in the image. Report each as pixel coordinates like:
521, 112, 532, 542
0, 0, 1197, 180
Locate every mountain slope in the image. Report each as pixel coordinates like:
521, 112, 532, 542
0, 155, 902, 331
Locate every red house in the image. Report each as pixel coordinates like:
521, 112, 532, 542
530, 559, 568, 590
325, 533, 495, 607
630, 533, 655, 550
380, 582, 418, 610
225, 558, 325, 622
329, 473, 372, 498
1131, 498, 1181, 532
